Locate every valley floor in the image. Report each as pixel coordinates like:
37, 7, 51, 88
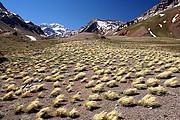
0, 36, 180, 120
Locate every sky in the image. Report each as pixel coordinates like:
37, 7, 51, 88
0, 0, 159, 30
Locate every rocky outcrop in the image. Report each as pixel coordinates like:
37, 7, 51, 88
138, 0, 180, 21
0, 52, 7, 63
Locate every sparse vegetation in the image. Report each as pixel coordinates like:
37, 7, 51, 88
84, 101, 99, 110
68, 108, 79, 118
14, 105, 24, 115
74, 72, 86, 80
164, 77, 179, 87
92, 83, 105, 93
1, 37, 180, 120
118, 96, 136, 107
156, 71, 172, 79
2, 91, 15, 101
88, 94, 101, 101
25, 100, 41, 113
123, 88, 139, 96
148, 85, 168, 96
104, 91, 119, 100
93, 110, 122, 120
50, 88, 61, 97
138, 94, 159, 108
36, 107, 51, 119
55, 108, 68, 117
146, 78, 160, 87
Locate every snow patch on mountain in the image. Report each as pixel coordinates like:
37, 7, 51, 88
40, 23, 76, 38
159, 14, 165, 17
163, 20, 167, 23
172, 14, 179, 23
26, 35, 36, 41
148, 28, 156, 37
159, 24, 163, 28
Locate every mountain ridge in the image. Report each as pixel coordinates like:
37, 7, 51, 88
0, 2, 45, 40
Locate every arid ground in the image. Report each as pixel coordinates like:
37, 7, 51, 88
0, 35, 180, 120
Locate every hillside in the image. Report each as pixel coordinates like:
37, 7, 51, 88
0, 2, 44, 40
117, 5, 180, 38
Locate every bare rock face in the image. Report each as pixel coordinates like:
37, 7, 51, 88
0, 52, 7, 63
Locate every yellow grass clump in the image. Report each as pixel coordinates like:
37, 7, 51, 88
95, 69, 104, 75
85, 80, 96, 88
118, 96, 136, 107
148, 85, 168, 96
106, 110, 122, 120
168, 67, 179, 73
164, 77, 179, 87
15, 89, 23, 96
20, 90, 30, 98
92, 83, 105, 93
104, 91, 119, 101
132, 77, 144, 85
66, 84, 73, 92
25, 100, 41, 113
93, 110, 122, 120
54, 108, 68, 117
52, 98, 64, 108
106, 80, 117, 88
2, 91, 15, 101
100, 75, 110, 82
74, 72, 86, 80
52, 94, 65, 107
91, 75, 99, 80
68, 108, 79, 118
53, 81, 60, 87
123, 88, 139, 96
156, 71, 172, 79
51, 69, 59, 75
145, 78, 160, 87
14, 105, 24, 115
138, 94, 159, 108
44, 76, 53, 82
50, 88, 61, 97
37, 92, 44, 98
119, 77, 127, 83
88, 94, 101, 101
70, 92, 81, 103
36, 107, 51, 119
6, 84, 16, 92
132, 84, 147, 90
84, 101, 99, 110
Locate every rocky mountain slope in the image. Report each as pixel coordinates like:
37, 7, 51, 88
116, 0, 180, 38
40, 23, 77, 38
79, 18, 124, 35
0, 2, 45, 40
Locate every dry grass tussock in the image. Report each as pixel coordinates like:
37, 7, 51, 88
164, 77, 179, 87
93, 110, 122, 120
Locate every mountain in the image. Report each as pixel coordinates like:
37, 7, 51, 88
0, 2, 45, 40
79, 18, 124, 35
40, 23, 77, 38
115, 0, 180, 38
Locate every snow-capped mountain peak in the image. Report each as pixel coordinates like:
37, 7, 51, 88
79, 18, 124, 35
40, 23, 77, 38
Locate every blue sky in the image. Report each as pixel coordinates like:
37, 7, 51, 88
1, 0, 159, 30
